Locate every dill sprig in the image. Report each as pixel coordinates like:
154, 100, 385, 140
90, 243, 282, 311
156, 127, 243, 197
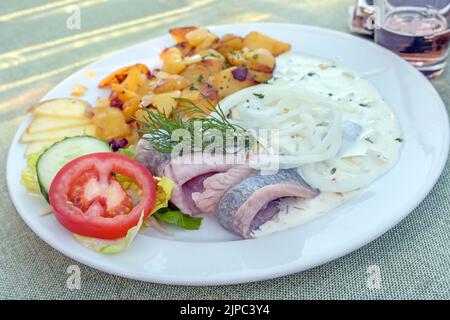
135, 98, 255, 154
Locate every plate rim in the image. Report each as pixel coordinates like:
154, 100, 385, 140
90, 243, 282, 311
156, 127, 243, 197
6, 22, 450, 285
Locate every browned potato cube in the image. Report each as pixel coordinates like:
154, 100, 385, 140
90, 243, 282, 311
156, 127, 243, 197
178, 84, 218, 118
180, 59, 223, 84
92, 107, 131, 140
244, 48, 275, 73
180, 87, 201, 102
160, 46, 178, 60
169, 26, 198, 42
215, 34, 244, 56
185, 28, 219, 52
174, 41, 194, 57
226, 50, 247, 67
178, 87, 201, 114
197, 48, 226, 64
197, 82, 219, 104
152, 95, 178, 117
161, 47, 186, 74
154, 74, 191, 93
249, 69, 273, 83
213, 66, 257, 99
134, 108, 150, 123
243, 31, 291, 56
98, 64, 150, 88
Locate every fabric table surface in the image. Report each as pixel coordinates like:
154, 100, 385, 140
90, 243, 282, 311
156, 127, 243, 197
0, 0, 449, 299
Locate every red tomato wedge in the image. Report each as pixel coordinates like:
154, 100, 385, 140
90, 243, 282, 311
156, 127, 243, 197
49, 153, 156, 240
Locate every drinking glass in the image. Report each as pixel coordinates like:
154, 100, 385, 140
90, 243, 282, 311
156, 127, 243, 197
373, 0, 450, 78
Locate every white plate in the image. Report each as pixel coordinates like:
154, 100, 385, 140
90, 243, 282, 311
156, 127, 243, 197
7, 23, 449, 285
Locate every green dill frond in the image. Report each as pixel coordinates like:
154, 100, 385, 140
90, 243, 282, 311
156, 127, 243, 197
135, 98, 255, 154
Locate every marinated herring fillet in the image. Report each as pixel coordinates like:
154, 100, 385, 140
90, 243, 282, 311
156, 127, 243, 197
217, 169, 319, 238
136, 138, 251, 215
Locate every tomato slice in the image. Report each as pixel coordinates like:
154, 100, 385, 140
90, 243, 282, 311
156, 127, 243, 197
49, 153, 156, 240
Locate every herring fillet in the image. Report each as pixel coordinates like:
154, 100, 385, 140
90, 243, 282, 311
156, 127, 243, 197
135, 138, 251, 215
191, 166, 256, 214
217, 169, 319, 238
135, 139, 172, 177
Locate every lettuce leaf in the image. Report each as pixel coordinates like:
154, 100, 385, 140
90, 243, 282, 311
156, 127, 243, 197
154, 208, 202, 230
115, 173, 140, 193
142, 177, 202, 231
115, 175, 174, 213
117, 145, 136, 158
20, 150, 45, 194
152, 176, 175, 214
73, 177, 177, 253
73, 210, 144, 254
150, 177, 202, 230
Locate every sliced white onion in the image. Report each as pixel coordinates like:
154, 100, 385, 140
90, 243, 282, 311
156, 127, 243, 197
218, 84, 399, 192
218, 84, 345, 168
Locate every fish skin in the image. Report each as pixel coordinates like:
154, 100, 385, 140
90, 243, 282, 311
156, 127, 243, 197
217, 169, 319, 238
192, 165, 256, 214
135, 138, 171, 177
135, 137, 251, 215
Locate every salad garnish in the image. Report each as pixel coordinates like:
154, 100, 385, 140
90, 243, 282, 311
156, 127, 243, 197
136, 98, 255, 153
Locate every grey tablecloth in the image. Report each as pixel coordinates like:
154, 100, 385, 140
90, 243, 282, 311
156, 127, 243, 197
1, 0, 449, 299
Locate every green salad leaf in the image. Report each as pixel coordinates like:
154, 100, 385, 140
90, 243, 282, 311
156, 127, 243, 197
154, 208, 202, 230
117, 145, 136, 158
20, 149, 46, 194
73, 210, 144, 254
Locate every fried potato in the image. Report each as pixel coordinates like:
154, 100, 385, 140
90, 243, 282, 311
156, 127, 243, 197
177, 86, 216, 118
213, 66, 257, 99
92, 107, 131, 140
98, 63, 150, 88
180, 87, 201, 102
197, 82, 219, 104
152, 95, 178, 117
180, 59, 223, 84
244, 48, 275, 73
122, 96, 141, 122
71, 84, 87, 97
133, 108, 149, 124
197, 49, 226, 64
185, 28, 219, 52
169, 26, 198, 42
161, 47, 186, 74
243, 31, 291, 56
226, 50, 247, 67
174, 41, 194, 57
215, 34, 244, 56
119, 68, 143, 92
154, 74, 191, 93
249, 69, 273, 83
111, 83, 138, 102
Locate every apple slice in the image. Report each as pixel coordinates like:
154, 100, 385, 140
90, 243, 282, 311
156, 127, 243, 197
20, 124, 97, 143
27, 116, 91, 134
25, 139, 61, 156
28, 98, 91, 118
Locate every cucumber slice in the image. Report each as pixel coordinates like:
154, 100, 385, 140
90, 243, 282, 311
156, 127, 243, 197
36, 136, 111, 201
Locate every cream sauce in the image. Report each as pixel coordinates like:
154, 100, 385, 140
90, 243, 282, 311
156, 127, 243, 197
250, 54, 402, 237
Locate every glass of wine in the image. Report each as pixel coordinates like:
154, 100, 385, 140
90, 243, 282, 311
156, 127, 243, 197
371, 0, 450, 78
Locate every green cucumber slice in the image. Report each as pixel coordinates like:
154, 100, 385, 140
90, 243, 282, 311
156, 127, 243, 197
36, 136, 111, 201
